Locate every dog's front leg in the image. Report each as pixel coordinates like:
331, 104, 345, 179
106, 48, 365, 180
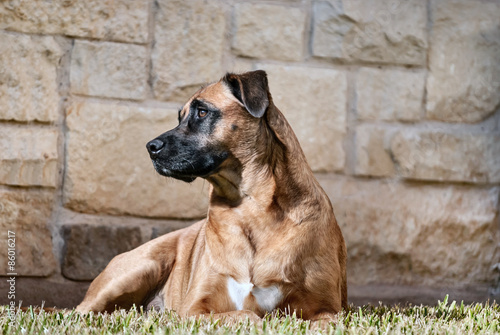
76, 233, 178, 313
76, 253, 162, 313
309, 312, 338, 330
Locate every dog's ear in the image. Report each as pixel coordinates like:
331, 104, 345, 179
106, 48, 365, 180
223, 70, 269, 118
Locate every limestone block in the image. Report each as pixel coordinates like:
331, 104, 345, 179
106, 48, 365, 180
0, 0, 149, 43
312, 0, 427, 65
318, 175, 500, 285
0, 277, 90, 309
64, 101, 209, 218
354, 125, 394, 177
152, 0, 226, 102
0, 189, 57, 276
426, 0, 500, 123
62, 223, 143, 280
357, 68, 425, 121
59, 209, 197, 280
0, 32, 62, 122
227, 59, 254, 74
0, 125, 59, 187
151, 221, 198, 239
391, 130, 500, 183
70, 41, 148, 100
259, 64, 347, 172
232, 4, 306, 61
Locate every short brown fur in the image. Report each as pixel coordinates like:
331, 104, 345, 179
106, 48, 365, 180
77, 71, 347, 327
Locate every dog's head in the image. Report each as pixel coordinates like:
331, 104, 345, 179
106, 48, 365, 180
146, 70, 270, 182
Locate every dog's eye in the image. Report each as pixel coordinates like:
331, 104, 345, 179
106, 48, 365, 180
198, 109, 208, 118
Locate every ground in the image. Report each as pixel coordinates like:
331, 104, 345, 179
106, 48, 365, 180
1, 297, 499, 334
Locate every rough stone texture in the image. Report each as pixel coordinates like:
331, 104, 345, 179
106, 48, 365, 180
355, 125, 394, 177
0, 125, 59, 187
426, 0, 500, 123
152, 0, 226, 102
70, 40, 148, 100
232, 4, 306, 61
151, 221, 198, 239
0, 32, 62, 122
318, 175, 500, 286
0, 0, 149, 43
58, 208, 197, 280
62, 223, 143, 280
0, 277, 90, 309
227, 58, 254, 74
58, 207, 196, 241
391, 130, 500, 183
64, 101, 209, 218
259, 64, 347, 172
0, 189, 57, 276
357, 68, 425, 121
312, 0, 427, 65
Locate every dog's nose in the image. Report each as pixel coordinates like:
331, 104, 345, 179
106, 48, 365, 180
146, 139, 165, 155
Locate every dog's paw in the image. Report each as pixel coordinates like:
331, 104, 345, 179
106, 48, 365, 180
207, 310, 262, 327
309, 312, 337, 331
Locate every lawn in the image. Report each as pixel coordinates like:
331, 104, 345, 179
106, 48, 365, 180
1, 296, 498, 334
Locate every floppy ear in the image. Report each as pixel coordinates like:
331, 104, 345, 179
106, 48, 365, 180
223, 70, 270, 118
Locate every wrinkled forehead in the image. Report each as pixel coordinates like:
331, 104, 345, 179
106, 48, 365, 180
179, 81, 237, 120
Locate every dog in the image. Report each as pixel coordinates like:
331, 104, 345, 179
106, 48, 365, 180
76, 70, 347, 325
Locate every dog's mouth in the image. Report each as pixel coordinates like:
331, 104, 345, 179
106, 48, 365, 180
151, 160, 197, 183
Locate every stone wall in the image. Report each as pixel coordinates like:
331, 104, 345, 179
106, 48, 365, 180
0, 0, 499, 307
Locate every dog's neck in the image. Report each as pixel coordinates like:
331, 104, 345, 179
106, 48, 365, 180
206, 104, 327, 226
204, 104, 332, 279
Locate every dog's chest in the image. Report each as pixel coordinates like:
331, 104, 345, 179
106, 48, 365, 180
226, 277, 282, 312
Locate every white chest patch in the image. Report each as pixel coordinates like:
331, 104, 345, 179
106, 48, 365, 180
227, 277, 253, 310
252, 285, 282, 312
227, 277, 282, 312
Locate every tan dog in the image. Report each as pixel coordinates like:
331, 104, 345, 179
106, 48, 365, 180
76, 70, 347, 325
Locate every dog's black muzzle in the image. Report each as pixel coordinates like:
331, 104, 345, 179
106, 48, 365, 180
146, 131, 229, 183
146, 132, 195, 183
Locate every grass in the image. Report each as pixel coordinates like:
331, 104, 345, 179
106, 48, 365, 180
1, 296, 499, 334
